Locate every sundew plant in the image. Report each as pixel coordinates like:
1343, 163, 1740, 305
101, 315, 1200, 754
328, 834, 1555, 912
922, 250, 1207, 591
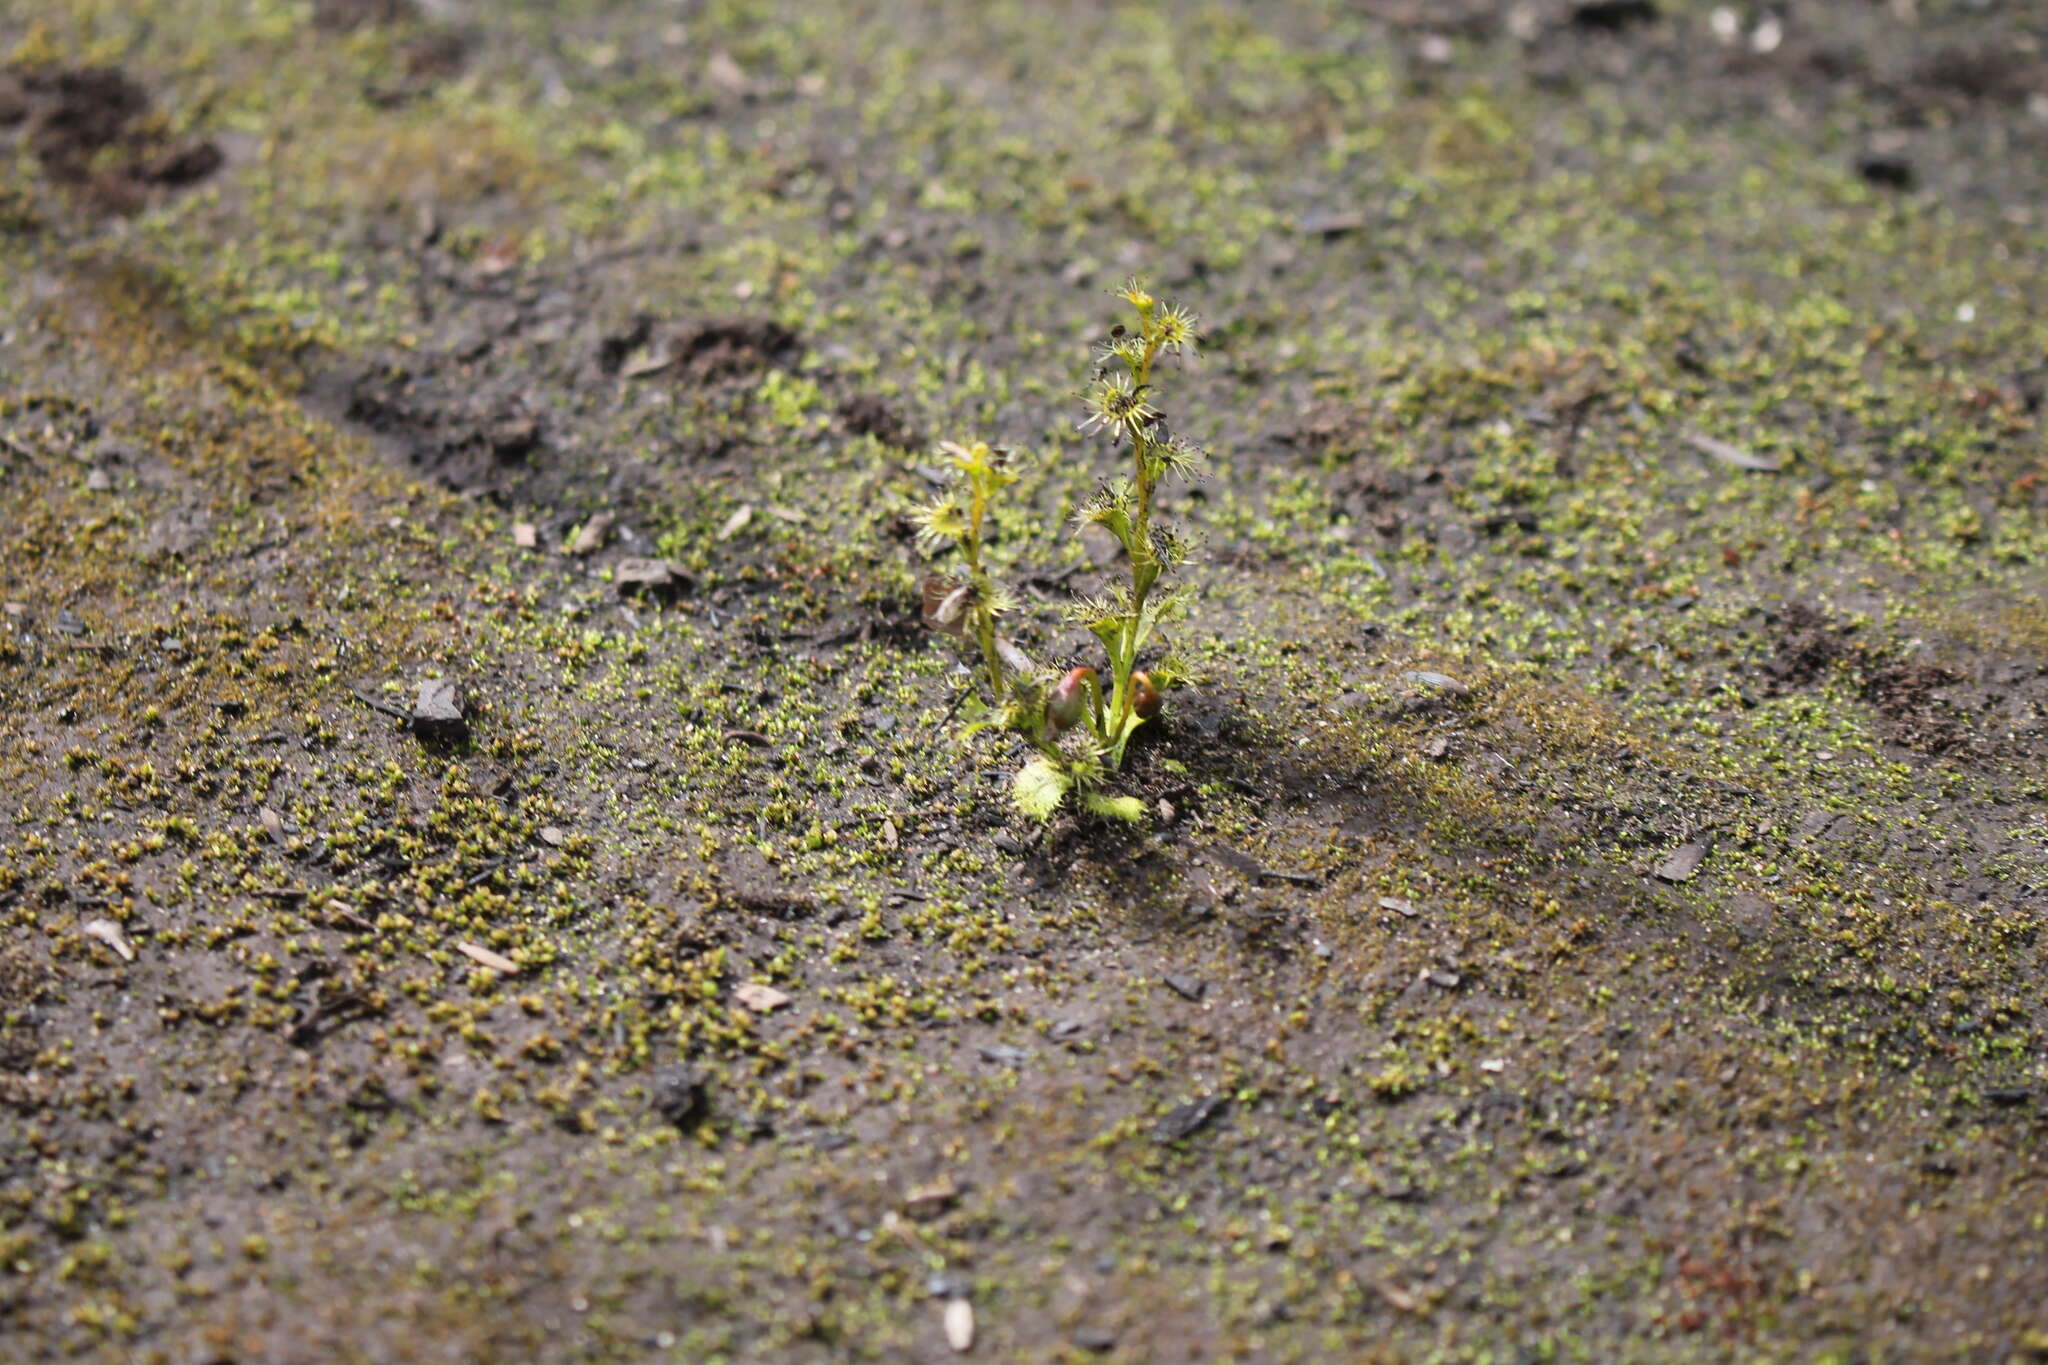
914, 281, 1204, 822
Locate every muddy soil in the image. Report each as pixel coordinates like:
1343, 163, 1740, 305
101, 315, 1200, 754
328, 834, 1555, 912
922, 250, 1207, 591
2, 2, 2046, 1361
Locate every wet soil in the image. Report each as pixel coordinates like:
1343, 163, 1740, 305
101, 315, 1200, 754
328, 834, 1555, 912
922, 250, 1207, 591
7, 62, 219, 213
1, 2, 2046, 1361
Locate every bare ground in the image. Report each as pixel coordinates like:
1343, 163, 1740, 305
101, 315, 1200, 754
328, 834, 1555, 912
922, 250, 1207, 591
2, 1, 2046, 1361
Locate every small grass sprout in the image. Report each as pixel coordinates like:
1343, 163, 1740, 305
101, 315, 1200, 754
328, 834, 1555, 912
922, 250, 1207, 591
916, 280, 1207, 823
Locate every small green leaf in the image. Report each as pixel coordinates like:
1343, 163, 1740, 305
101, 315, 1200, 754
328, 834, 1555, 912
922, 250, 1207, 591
1087, 614, 1127, 657
1080, 790, 1146, 822
1133, 559, 1160, 599
1093, 507, 1134, 551
1012, 758, 1071, 820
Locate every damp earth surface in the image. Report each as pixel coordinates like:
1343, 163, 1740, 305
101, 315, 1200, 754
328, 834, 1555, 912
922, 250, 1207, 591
2, 2, 2046, 1361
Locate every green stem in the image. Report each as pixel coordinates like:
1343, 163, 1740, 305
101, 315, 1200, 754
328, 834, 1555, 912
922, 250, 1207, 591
1104, 326, 1165, 769
963, 485, 1006, 702
973, 593, 1004, 703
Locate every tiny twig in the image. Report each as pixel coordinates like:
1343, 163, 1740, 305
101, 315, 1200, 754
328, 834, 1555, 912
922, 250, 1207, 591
287, 990, 371, 1046
349, 687, 411, 721
939, 687, 975, 726
326, 906, 378, 933
463, 858, 513, 888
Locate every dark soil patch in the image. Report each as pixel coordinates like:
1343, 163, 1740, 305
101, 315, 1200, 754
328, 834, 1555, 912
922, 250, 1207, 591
329, 362, 546, 496
1765, 602, 1854, 689
0, 941, 49, 1098
837, 393, 917, 449
21, 66, 148, 165
1862, 659, 1965, 753
1569, 0, 1659, 33
11, 64, 221, 213
4, 1, 2047, 1359
712, 846, 817, 922
1903, 44, 2047, 110
1762, 603, 1971, 753
674, 318, 800, 383
597, 315, 803, 386
312, 0, 417, 31
0, 72, 28, 127
363, 29, 473, 106
397, 30, 470, 84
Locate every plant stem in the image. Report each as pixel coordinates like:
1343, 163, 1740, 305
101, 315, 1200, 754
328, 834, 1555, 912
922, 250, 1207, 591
1105, 321, 1165, 767
964, 480, 1007, 701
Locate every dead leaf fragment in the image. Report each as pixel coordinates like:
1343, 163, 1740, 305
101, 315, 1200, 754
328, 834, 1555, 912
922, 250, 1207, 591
1685, 430, 1782, 472
614, 557, 690, 600
1654, 842, 1709, 883
944, 1298, 975, 1353
995, 637, 1035, 675
922, 576, 969, 637
706, 51, 754, 96
717, 504, 754, 540
621, 347, 674, 378
82, 919, 136, 962
260, 805, 285, 845
456, 941, 520, 975
734, 982, 790, 1013
905, 1174, 961, 1212
473, 237, 522, 277
570, 511, 614, 556
880, 818, 899, 850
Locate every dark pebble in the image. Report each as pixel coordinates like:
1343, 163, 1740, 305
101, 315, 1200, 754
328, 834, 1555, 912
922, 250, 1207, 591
1653, 842, 1708, 884
1855, 153, 1915, 190
411, 677, 468, 743
650, 1066, 707, 1127
614, 557, 689, 600
1152, 1094, 1227, 1144
1571, 0, 1657, 30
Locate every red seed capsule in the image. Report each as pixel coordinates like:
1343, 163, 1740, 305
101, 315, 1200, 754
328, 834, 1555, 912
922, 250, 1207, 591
1047, 666, 1096, 732
1130, 671, 1163, 719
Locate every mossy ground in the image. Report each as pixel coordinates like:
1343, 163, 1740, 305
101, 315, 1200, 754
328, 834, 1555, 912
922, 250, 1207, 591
2, 1, 2045, 1360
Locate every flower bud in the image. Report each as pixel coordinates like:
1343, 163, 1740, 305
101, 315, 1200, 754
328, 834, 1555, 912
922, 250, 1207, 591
1130, 670, 1163, 719
1046, 666, 1096, 732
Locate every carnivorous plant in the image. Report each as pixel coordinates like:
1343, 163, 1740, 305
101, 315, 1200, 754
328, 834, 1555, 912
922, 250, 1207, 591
914, 281, 1203, 822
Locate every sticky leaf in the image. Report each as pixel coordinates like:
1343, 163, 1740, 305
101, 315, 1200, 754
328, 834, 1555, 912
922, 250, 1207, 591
1012, 758, 1070, 820
1081, 790, 1146, 823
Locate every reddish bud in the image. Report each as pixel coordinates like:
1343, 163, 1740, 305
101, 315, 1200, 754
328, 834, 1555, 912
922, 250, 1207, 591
1047, 666, 1096, 732
1130, 670, 1163, 719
